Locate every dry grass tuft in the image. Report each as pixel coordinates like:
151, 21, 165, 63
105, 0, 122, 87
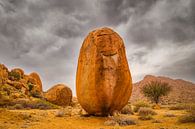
133, 101, 150, 112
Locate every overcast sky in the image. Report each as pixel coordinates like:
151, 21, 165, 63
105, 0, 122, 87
0, 0, 195, 95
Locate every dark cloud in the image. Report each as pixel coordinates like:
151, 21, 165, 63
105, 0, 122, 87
127, 0, 195, 48
158, 52, 195, 83
98, 0, 157, 25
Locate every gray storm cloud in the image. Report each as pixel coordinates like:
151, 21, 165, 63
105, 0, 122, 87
0, 0, 194, 95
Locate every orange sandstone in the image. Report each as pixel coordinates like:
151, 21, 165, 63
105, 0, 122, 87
76, 27, 132, 116
29, 72, 43, 93
44, 84, 72, 106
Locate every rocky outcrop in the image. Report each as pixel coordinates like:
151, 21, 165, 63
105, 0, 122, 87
76, 27, 132, 116
44, 84, 72, 106
29, 72, 43, 97
131, 75, 195, 104
0, 64, 9, 85
11, 68, 24, 78
0, 64, 45, 106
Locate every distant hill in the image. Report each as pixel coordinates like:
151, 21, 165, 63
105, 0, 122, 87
131, 75, 195, 104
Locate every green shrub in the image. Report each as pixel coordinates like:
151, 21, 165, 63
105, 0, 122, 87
141, 81, 171, 104
133, 101, 150, 112
31, 91, 42, 98
138, 107, 157, 116
28, 83, 34, 91
8, 71, 21, 81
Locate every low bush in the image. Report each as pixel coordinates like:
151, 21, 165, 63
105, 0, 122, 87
138, 114, 153, 120
13, 104, 24, 109
8, 99, 59, 110
169, 103, 195, 110
8, 71, 21, 81
121, 105, 134, 115
178, 105, 195, 123
138, 107, 157, 116
164, 113, 176, 117
133, 101, 150, 112
178, 114, 195, 123
115, 117, 137, 126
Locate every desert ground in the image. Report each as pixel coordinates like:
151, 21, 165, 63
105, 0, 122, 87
0, 105, 195, 129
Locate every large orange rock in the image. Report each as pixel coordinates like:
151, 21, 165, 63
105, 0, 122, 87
76, 27, 132, 116
44, 84, 72, 106
29, 72, 43, 93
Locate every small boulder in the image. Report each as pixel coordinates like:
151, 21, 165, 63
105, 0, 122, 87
44, 84, 72, 106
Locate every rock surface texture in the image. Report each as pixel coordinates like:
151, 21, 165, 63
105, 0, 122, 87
76, 27, 132, 116
29, 72, 43, 93
44, 84, 72, 106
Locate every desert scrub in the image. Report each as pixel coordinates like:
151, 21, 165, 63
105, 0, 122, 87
13, 103, 24, 109
30, 99, 60, 109
121, 105, 134, 115
138, 114, 153, 120
178, 104, 195, 123
8, 98, 60, 109
28, 83, 34, 91
8, 71, 21, 81
138, 107, 156, 121
133, 101, 150, 112
169, 103, 195, 110
164, 113, 176, 117
114, 117, 137, 126
138, 107, 157, 116
141, 81, 171, 104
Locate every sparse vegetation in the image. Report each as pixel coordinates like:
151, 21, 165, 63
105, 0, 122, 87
169, 103, 195, 110
138, 107, 157, 116
8, 71, 21, 81
164, 113, 176, 117
138, 107, 156, 121
28, 83, 34, 91
7, 98, 59, 110
178, 114, 195, 123
138, 114, 153, 120
115, 117, 137, 126
133, 101, 150, 112
141, 81, 171, 104
178, 104, 195, 123
104, 120, 118, 126
121, 105, 134, 114
13, 104, 24, 109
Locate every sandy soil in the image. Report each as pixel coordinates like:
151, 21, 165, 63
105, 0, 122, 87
0, 108, 194, 129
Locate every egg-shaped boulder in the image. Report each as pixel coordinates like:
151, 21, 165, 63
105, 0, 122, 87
76, 27, 132, 116
44, 84, 72, 106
